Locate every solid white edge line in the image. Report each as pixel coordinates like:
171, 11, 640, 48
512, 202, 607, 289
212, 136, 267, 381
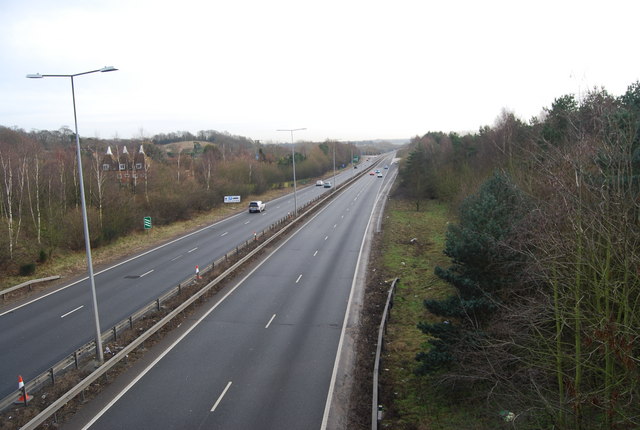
0, 178, 337, 318
210, 381, 233, 412
320, 163, 386, 430
60, 305, 84, 319
0, 206, 256, 317
265, 314, 276, 329
80, 203, 333, 429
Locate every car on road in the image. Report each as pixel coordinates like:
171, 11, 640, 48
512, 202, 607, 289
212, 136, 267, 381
248, 200, 266, 213
377, 172, 383, 178
316, 180, 324, 186
323, 181, 332, 188
384, 165, 389, 169
375, 169, 380, 174
369, 171, 375, 175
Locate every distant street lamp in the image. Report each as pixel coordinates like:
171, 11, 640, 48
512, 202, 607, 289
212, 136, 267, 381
27, 66, 118, 365
277, 128, 306, 217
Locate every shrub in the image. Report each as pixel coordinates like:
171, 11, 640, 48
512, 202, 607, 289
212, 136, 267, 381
19, 262, 36, 276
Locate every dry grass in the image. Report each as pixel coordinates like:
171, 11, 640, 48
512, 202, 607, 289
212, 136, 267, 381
0, 187, 292, 295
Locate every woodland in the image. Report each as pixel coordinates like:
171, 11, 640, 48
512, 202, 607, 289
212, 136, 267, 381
397, 82, 640, 429
0, 127, 371, 278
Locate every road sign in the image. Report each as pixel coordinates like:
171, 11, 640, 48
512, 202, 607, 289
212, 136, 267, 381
144, 216, 152, 229
224, 196, 241, 203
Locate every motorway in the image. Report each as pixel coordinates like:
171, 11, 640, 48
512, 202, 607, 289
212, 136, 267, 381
65, 154, 396, 429
0, 157, 386, 401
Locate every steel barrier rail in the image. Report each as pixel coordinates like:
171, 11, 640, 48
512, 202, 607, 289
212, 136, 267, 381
15, 164, 372, 429
1, 276, 61, 301
372, 278, 398, 429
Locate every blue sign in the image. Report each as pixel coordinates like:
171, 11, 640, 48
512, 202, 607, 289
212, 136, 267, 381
224, 196, 241, 203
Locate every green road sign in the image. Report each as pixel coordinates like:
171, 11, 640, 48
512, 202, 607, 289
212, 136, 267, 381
144, 216, 152, 229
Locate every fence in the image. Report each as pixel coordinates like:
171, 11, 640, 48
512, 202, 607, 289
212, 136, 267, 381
372, 277, 399, 430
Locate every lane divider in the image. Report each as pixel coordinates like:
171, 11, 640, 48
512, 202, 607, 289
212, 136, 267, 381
210, 381, 233, 413
265, 314, 276, 329
60, 306, 84, 319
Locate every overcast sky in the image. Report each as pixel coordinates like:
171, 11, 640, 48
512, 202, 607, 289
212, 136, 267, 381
1, 0, 638, 143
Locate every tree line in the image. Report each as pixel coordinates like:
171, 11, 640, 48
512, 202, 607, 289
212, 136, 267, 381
0, 128, 363, 279
397, 83, 640, 429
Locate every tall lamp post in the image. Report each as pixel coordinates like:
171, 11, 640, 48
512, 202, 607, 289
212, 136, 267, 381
27, 66, 118, 365
276, 128, 306, 217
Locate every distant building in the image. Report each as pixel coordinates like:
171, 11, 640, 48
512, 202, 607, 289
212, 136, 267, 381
102, 145, 148, 186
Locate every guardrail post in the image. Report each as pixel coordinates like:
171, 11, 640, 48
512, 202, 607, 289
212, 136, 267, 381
74, 351, 79, 369
113, 326, 117, 341
50, 368, 55, 385
156, 298, 161, 311
129, 316, 133, 329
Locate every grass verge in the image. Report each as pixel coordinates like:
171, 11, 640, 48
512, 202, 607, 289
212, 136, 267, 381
0, 187, 292, 298
376, 196, 495, 429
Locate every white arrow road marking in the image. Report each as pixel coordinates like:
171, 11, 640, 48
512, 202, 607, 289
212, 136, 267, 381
265, 314, 276, 328
61, 305, 84, 318
211, 381, 233, 412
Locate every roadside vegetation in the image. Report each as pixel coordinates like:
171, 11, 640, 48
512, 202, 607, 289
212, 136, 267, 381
0, 128, 386, 289
382, 82, 640, 429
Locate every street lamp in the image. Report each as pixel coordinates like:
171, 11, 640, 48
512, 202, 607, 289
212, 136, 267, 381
276, 128, 306, 217
27, 66, 117, 365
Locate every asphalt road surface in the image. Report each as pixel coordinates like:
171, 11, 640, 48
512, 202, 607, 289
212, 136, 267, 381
65, 156, 395, 429
0, 157, 383, 400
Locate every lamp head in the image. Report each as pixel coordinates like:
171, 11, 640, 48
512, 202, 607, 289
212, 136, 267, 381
100, 66, 118, 72
26, 73, 43, 79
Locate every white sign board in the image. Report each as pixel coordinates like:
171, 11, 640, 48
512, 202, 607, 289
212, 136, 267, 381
224, 195, 241, 203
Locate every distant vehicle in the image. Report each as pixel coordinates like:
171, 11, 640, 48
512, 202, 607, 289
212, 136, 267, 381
375, 169, 380, 174
323, 181, 332, 188
369, 171, 375, 175
354, 165, 358, 169
377, 173, 383, 178
384, 165, 389, 169
248, 200, 265, 213
316, 180, 324, 186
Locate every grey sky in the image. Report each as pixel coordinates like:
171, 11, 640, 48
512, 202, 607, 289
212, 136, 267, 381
1, 0, 638, 142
